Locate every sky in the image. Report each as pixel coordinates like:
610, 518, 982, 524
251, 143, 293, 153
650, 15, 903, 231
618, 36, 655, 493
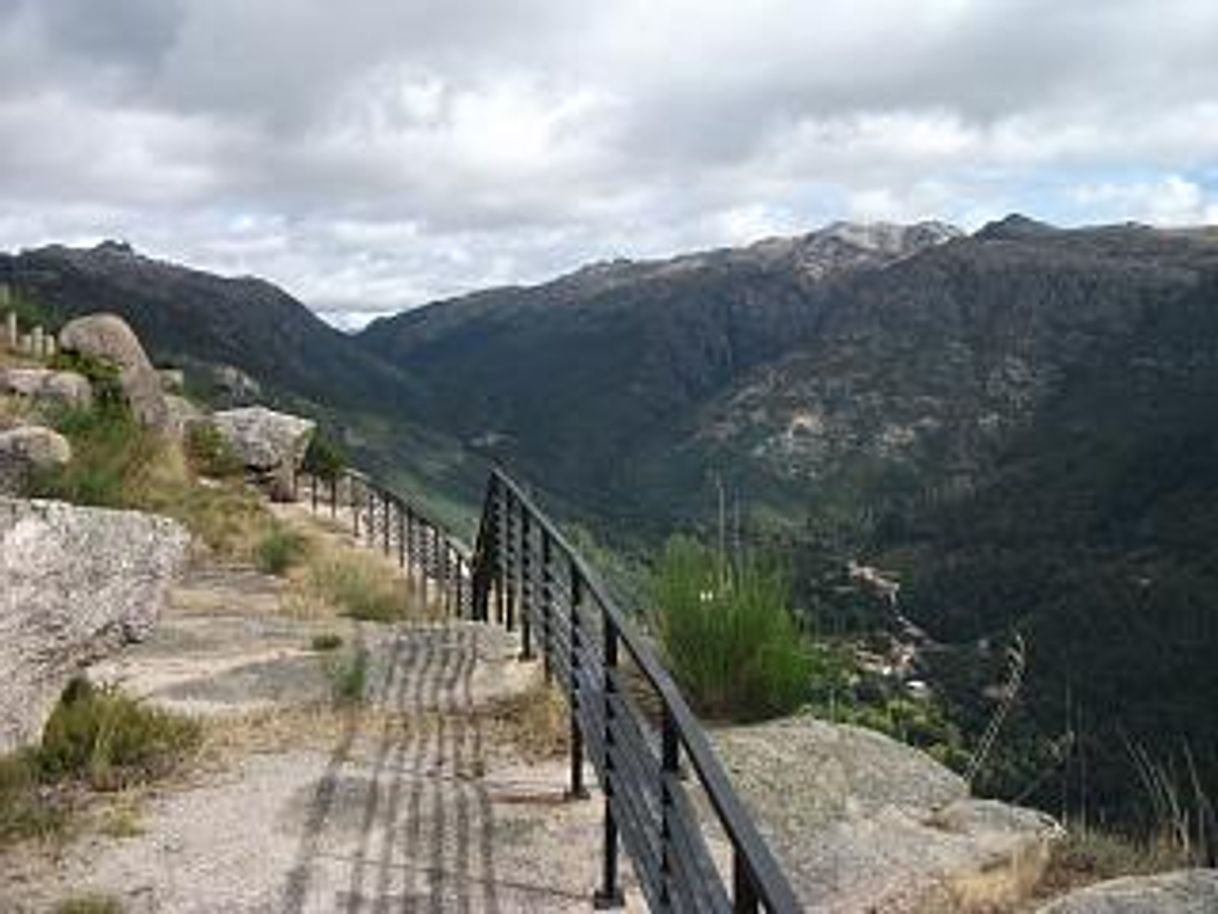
1, 0, 1217, 327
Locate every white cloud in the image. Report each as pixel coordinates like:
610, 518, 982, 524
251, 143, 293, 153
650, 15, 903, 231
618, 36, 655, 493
1, 0, 1217, 322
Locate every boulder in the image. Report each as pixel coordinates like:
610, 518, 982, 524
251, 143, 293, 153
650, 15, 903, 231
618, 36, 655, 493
164, 393, 205, 438
212, 406, 315, 501
58, 313, 171, 430
1, 367, 93, 409
714, 716, 1061, 913
0, 426, 72, 495
1036, 869, 1218, 913
0, 498, 189, 752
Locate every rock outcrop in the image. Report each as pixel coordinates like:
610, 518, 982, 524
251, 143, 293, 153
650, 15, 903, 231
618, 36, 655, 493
0, 426, 71, 495
1036, 869, 1218, 913
715, 716, 1060, 913
212, 406, 315, 501
0, 498, 189, 752
1, 368, 92, 409
59, 313, 171, 430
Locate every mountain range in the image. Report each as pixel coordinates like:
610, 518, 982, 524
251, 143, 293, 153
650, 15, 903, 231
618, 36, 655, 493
4, 216, 1218, 834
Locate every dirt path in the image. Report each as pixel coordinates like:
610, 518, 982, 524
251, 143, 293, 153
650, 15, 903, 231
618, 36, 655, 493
0, 508, 643, 913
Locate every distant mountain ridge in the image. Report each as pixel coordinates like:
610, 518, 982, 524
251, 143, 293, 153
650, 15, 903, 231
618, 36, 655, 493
4, 216, 1218, 833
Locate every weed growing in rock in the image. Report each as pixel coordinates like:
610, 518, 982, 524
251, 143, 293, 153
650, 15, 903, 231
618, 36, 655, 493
299, 549, 408, 621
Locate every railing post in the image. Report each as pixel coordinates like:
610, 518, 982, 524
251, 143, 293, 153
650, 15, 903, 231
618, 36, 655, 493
567, 559, 589, 801
310, 471, 317, 512
504, 493, 516, 633
594, 613, 624, 909
519, 510, 533, 661
541, 532, 554, 683
660, 706, 679, 907
329, 474, 336, 518
405, 506, 416, 583
381, 490, 390, 555
352, 477, 360, 538
397, 502, 405, 569
733, 849, 762, 913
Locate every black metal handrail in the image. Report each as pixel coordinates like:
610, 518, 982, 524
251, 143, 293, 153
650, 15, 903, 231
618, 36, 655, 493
470, 469, 801, 913
297, 464, 801, 911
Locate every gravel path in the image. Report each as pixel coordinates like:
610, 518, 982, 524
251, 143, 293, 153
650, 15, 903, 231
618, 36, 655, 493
0, 511, 644, 913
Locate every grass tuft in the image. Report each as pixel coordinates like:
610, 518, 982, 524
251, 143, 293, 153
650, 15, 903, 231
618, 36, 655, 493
651, 535, 813, 721
310, 633, 343, 652
54, 894, 123, 914
325, 647, 369, 705
255, 523, 310, 576
184, 422, 243, 479
295, 549, 410, 621
0, 680, 200, 848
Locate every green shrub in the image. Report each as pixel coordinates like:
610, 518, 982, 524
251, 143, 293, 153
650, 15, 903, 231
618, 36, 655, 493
255, 523, 309, 576
310, 633, 343, 652
48, 350, 123, 406
302, 433, 347, 482
33, 405, 154, 507
651, 536, 814, 721
0, 750, 68, 844
38, 679, 201, 791
326, 647, 369, 705
184, 423, 243, 478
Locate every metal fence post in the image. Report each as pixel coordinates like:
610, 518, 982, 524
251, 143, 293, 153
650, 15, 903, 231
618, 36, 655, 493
660, 707, 679, 907
595, 612, 624, 908
567, 559, 589, 800
519, 510, 533, 661
541, 532, 554, 683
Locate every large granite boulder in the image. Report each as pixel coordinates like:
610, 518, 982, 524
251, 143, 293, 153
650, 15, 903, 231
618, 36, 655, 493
212, 406, 315, 501
59, 313, 171, 430
715, 716, 1061, 913
1, 368, 93, 409
0, 425, 71, 495
0, 498, 189, 752
1036, 869, 1218, 913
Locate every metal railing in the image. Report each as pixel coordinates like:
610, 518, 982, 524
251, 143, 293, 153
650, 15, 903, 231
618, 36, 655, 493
298, 464, 801, 912
297, 468, 473, 618
470, 469, 801, 913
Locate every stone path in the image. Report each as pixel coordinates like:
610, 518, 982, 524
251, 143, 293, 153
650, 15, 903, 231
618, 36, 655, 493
0, 509, 644, 913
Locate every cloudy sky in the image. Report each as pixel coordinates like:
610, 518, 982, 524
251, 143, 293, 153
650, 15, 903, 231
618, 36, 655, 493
1, 0, 1216, 326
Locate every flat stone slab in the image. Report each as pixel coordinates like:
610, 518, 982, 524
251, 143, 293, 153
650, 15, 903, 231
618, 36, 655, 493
1035, 869, 1218, 914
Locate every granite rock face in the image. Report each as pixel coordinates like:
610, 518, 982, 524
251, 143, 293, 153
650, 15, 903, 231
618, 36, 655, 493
1, 368, 93, 410
212, 406, 315, 501
0, 426, 71, 495
714, 716, 1061, 913
0, 498, 189, 752
1035, 869, 1218, 914
59, 313, 171, 430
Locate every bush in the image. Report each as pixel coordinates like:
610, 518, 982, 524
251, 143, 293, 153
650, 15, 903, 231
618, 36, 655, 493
184, 423, 243, 478
35, 402, 273, 558
38, 679, 201, 791
33, 405, 153, 507
651, 536, 814, 721
255, 523, 309, 575
325, 647, 369, 705
310, 633, 343, 652
48, 350, 123, 406
0, 680, 201, 847
302, 433, 346, 482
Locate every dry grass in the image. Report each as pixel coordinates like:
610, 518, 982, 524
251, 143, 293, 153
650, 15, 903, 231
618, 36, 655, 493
485, 675, 570, 763
0, 391, 36, 429
283, 535, 434, 622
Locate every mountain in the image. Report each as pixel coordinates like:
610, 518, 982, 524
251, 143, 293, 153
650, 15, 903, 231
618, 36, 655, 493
357, 220, 963, 528
0, 241, 479, 521
7, 221, 1218, 835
